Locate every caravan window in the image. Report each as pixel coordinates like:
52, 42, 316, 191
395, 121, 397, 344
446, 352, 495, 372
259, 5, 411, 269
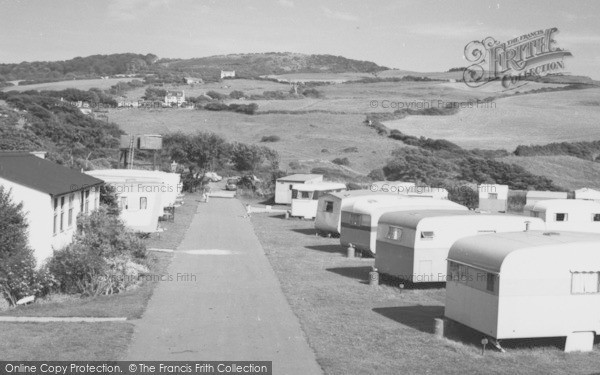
555, 213, 568, 222
386, 226, 403, 241
448, 262, 459, 282
140, 197, 148, 210
300, 191, 311, 199
593, 214, 600, 222
486, 273, 496, 292
291, 190, 298, 199
349, 213, 361, 226
488, 193, 498, 200
119, 197, 129, 210
420, 231, 434, 239
324, 201, 334, 213
571, 272, 600, 294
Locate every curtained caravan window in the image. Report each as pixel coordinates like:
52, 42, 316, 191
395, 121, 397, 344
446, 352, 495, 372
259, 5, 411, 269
571, 272, 600, 294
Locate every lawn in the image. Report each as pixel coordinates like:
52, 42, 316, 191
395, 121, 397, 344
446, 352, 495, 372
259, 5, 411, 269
250, 212, 600, 375
0, 322, 133, 360
0, 192, 200, 360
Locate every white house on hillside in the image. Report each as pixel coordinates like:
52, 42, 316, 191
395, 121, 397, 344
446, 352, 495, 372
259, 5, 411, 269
221, 70, 236, 79
164, 91, 185, 107
0, 152, 103, 265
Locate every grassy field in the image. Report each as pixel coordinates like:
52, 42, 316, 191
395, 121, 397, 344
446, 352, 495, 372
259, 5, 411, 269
2, 78, 134, 92
385, 87, 600, 151
251, 212, 600, 375
501, 155, 600, 191
109, 108, 399, 175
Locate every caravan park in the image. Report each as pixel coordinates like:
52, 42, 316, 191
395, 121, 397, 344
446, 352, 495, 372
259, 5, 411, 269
2, 1, 600, 374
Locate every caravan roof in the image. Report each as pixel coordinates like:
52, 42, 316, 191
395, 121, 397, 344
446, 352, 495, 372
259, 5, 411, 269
526, 198, 600, 212
278, 174, 322, 182
526, 191, 568, 199
346, 196, 465, 215
448, 231, 600, 274
292, 182, 346, 192
379, 210, 477, 229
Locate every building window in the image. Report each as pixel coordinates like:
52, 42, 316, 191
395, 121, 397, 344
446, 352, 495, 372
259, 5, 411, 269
53, 214, 58, 235
386, 226, 402, 241
571, 272, 599, 294
488, 193, 498, 200
324, 201, 334, 213
300, 191, 311, 199
555, 213, 568, 222
486, 273, 496, 292
68, 194, 74, 227
593, 214, 600, 222
349, 213, 361, 226
60, 196, 65, 231
140, 197, 148, 210
119, 197, 129, 210
84, 190, 90, 213
420, 231, 434, 239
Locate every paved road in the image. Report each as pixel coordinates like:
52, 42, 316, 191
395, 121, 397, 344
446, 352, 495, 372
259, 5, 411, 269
127, 198, 322, 375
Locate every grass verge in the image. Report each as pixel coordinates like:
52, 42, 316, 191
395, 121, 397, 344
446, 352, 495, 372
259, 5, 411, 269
250, 212, 600, 375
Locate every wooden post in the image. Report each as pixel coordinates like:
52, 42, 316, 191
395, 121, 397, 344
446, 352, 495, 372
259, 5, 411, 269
434, 318, 445, 338
347, 245, 355, 258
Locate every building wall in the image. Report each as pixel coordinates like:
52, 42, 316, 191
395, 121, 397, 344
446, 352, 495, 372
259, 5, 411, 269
0, 177, 53, 265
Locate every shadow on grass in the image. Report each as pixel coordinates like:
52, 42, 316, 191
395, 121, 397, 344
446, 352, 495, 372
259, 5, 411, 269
292, 228, 317, 236
327, 266, 372, 281
305, 244, 347, 255
373, 305, 444, 334
379, 273, 445, 290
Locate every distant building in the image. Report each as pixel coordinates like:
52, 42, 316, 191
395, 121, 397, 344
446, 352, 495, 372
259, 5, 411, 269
184, 77, 203, 85
221, 70, 236, 79
478, 184, 508, 213
164, 90, 185, 107
139, 100, 164, 109
0, 151, 102, 265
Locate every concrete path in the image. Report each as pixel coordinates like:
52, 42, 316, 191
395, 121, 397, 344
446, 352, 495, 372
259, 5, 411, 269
127, 198, 322, 375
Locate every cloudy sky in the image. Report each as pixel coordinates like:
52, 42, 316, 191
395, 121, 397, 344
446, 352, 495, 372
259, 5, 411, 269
1, 0, 599, 78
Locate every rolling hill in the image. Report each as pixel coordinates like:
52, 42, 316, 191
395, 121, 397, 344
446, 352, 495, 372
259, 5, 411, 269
158, 52, 389, 79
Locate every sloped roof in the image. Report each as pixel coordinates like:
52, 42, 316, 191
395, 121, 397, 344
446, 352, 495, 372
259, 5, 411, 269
0, 152, 103, 196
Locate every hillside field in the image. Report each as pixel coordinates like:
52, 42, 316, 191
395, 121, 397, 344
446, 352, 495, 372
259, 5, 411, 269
2, 78, 134, 92
384, 87, 600, 151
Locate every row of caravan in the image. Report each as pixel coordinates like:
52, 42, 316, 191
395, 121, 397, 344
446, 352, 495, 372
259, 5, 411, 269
310, 189, 600, 350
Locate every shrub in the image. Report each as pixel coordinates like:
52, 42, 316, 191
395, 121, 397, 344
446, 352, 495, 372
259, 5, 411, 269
260, 135, 281, 142
342, 147, 359, 153
367, 168, 385, 181
288, 161, 301, 170
332, 157, 350, 166
301, 88, 323, 98
47, 208, 147, 296
206, 90, 226, 100
229, 90, 245, 99
321, 149, 329, 153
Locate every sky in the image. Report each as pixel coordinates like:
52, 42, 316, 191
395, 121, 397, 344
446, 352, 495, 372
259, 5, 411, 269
1, 0, 599, 78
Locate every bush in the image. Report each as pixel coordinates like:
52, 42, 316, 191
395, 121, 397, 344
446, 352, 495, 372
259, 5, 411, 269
367, 168, 385, 181
47, 208, 147, 296
0, 187, 53, 305
332, 157, 350, 166
229, 90, 245, 99
288, 161, 301, 170
260, 135, 281, 142
301, 88, 323, 98
342, 147, 359, 153
206, 90, 226, 100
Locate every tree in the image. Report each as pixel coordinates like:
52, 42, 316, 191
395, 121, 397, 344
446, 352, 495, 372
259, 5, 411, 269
0, 187, 44, 305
